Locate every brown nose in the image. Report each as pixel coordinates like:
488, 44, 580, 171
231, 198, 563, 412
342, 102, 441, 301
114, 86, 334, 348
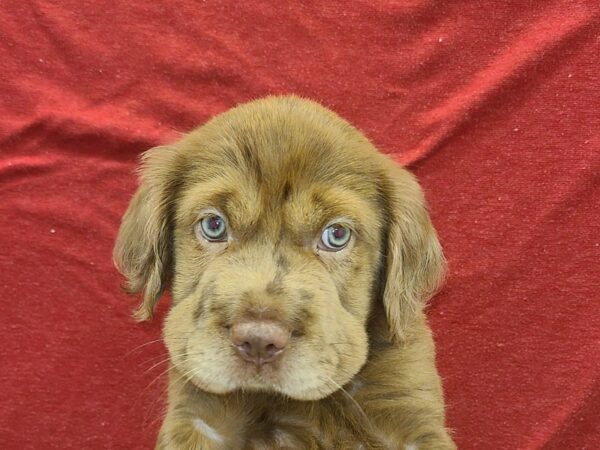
231, 321, 289, 365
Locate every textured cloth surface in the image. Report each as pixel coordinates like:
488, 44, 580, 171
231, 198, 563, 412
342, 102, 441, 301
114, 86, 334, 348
1, 1, 599, 449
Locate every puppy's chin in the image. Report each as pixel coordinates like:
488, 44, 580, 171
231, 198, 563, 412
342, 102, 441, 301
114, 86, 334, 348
185, 373, 354, 402
180, 347, 367, 401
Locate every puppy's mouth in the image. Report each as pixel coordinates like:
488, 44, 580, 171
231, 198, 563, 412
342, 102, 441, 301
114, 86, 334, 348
233, 358, 285, 390
222, 320, 303, 393
179, 328, 346, 401
216, 355, 335, 401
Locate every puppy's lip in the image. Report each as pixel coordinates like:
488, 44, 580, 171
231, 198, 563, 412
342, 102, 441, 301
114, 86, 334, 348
237, 358, 283, 371
222, 358, 286, 392
235, 357, 283, 378
230, 365, 335, 401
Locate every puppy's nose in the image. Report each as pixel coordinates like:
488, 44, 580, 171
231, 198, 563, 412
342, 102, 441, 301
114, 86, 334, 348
231, 321, 289, 365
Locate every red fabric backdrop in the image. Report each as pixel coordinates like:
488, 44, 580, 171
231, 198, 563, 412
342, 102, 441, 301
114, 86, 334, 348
1, 1, 599, 448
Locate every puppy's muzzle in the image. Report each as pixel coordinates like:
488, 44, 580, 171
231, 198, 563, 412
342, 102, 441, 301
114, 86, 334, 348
231, 320, 289, 366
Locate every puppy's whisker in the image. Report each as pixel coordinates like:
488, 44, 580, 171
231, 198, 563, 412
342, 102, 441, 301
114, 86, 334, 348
142, 365, 174, 395
137, 359, 188, 425
143, 384, 169, 427
135, 366, 175, 425
322, 375, 371, 427
138, 353, 172, 367
123, 338, 166, 357
172, 365, 202, 387
143, 356, 174, 374
140, 352, 188, 394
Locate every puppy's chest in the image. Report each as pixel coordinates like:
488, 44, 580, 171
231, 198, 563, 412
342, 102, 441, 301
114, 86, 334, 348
238, 417, 367, 450
194, 408, 389, 450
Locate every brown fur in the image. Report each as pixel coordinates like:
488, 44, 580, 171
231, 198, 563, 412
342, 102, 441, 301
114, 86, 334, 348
114, 96, 456, 449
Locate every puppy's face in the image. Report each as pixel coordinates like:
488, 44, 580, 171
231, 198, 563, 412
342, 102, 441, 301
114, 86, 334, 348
114, 97, 444, 401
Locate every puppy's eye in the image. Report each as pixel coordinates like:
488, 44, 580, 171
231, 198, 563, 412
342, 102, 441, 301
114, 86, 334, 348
319, 224, 352, 251
196, 214, 228, 242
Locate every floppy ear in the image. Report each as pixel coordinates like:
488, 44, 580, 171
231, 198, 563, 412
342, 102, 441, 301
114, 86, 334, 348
113, 146, 181, 321
380, 159, 446, 341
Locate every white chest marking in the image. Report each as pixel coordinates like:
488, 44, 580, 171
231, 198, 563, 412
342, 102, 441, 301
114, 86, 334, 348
193, 418, 224, 443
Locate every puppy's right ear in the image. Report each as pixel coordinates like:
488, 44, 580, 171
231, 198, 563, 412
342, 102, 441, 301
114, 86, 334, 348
113, 146, 181, 321
379, 158, 446, 342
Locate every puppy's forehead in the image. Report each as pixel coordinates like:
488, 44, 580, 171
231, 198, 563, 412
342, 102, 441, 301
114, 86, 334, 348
186, 97, 381, 191
177, 97, 384, 236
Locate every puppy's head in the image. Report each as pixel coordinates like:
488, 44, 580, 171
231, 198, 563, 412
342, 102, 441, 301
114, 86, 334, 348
114, 96, 444, 400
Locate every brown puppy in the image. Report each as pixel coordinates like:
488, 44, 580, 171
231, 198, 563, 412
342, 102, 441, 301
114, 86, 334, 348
114, 96, 456, 449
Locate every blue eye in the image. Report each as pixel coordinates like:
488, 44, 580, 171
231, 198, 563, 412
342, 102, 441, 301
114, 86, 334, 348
197, 214, 227, 241
320, 224, 352, 250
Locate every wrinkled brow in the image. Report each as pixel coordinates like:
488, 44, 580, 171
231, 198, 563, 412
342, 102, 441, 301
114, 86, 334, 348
175, 175, 262, 233
283, 185, 383, 246
177, 173, 383, 246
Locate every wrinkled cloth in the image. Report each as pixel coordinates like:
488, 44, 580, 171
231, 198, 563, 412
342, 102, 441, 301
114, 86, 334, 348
1, 1, 599, 448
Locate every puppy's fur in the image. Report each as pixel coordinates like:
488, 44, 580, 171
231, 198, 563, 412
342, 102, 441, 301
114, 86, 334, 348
114, 96, 456, 449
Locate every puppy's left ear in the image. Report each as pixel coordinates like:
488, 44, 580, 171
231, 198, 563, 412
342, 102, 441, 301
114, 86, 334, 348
379, 158, 446, 341
113, 146, 182, 321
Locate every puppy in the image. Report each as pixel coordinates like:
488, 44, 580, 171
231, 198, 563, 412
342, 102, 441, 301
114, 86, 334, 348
114, 96, 456, 449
